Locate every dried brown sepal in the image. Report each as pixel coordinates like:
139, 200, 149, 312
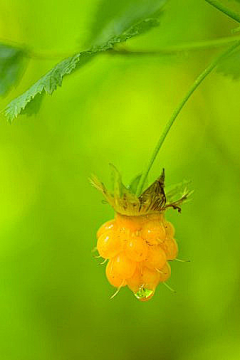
139, 169, 166, 212
90, 165, 192, 216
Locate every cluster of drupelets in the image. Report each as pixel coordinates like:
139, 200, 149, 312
96, 213, 178, 301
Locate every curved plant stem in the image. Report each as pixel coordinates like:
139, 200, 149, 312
135, 40, 240, 197
205, 0, 240, 23
111, 35, 240, 56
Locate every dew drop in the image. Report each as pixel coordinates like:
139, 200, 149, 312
134, 288, 154, 302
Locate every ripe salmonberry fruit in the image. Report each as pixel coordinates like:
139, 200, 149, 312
115, 214, 142, 232
163, 220, 175, 238
111, 252, 136, 279
158, 262, 171, 282
125, 236, 148, 262
91, 166, 191, 301
141, 266, 160, 291
145, 245, 166, 270
141, 221, 166, 244
97, 231, 122, 259
106, 260, 126, 288
97, 219, 116, 238
159, 237, 178, 260
127, 265, 142, 293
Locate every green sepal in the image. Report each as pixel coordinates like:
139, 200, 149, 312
90, 165, 192, 216
128, 173, 142, 194
165, 180, 193, 213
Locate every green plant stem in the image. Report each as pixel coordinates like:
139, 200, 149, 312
1, 35, 240, 60
135, 40, 240, 197
111, 35, 240, 56
24, 35, 240, 59
205, 0, 240, 23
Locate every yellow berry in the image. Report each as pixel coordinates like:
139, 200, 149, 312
127, 266, 142, 293
125, 236, 148, 262
163, 220, 175, 237
145, 245, 166, 270
97, 219, 116, 238
106, 260, 126, 288
159, 238, 178, 260
96, 212, 179, 300
111, 252, 136, 279
141, 267, 160, 290
97, 231, 122, 259
115, 214, 142, 232
141, 221, 166, 244
158, 262, 171, 282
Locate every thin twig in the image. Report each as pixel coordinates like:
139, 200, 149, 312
136, 40, 240, 196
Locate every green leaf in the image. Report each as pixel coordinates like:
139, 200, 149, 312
21, 92, 45, 117
0, 43, 27, 96
5, 52, 95, 122
5, 0, 167, 122
88, 0, 167, 47
217, 46, 240, 79
231, 26, 240, 33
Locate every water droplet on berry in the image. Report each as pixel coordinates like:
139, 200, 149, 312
134, 288, 154, 302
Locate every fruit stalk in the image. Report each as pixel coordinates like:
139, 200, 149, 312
136, 40, 240, 197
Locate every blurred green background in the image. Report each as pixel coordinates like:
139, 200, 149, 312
0, 0, 240, 359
